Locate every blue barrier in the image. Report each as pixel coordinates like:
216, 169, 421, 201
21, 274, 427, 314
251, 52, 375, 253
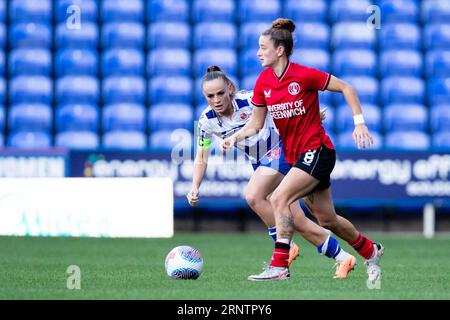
67, 149, 450, 209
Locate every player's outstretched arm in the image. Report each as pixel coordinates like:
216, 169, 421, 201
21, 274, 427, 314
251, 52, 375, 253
221, 106, 268, 152
187, 147, 210, 206
325, 75, 373, 149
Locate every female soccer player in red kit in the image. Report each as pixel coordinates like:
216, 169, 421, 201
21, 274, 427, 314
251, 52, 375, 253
222, 18, 383, 282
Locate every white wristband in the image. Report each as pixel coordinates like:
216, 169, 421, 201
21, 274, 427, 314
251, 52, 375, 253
353, 114, 365, 125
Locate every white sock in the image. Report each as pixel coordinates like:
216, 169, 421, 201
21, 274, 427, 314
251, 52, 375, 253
277, 238, 290, 245
334, 249, 350, 263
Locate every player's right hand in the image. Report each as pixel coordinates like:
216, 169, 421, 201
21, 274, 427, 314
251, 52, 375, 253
221, 136, 236, 152
187, 187, 200, 206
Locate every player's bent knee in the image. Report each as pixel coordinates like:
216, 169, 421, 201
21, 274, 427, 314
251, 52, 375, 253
244, 191, 261, 208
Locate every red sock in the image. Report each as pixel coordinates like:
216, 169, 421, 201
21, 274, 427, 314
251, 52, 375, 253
270, 241, 290, 268
349, 233, 375, 259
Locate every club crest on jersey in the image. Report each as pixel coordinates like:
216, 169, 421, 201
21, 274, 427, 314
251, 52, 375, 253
288, 82, 301, 95
240, 112, 248, 120
264, 89, 271, 98
268, 147, 281, 160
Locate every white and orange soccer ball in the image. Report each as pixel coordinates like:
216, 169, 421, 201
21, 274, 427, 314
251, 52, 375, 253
165, 245, 204, 280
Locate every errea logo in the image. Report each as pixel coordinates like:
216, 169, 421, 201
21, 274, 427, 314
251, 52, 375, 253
288, 82, 300, 95
264, 89, 271, 98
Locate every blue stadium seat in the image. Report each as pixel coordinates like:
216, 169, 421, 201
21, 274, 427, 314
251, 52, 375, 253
102, 49, 144, 77
8, 49, 52, 76
240, 22, 271, 49
9, 76, 52, 104
8, 131, 51, 149
284, 0, 327, 22
319, 103, 334, 133
149, 103, 193, 131
103, 130, 147, 150
56, 0, 98, 23
8, 103, 52, 131
430, 104, 450, 133
192, 0, 235, 22
56, 22, 98, 49
56, 130, 99, 149
10, 23, 52, 48
428, 78, 450, 106
101, 22, 144, 49
385, 131, 430, 150
101, 0, 144, 22
294, 23, 330, 49
379, 23, 421, 50
0, 23, 5, 48
424, 24, 450, 50
56, 49, 98, 76
150, 129, 192, 151
0, 51, 3, 75
334, 76, 379, 105
148, 22, 191, 48
194, 49, 237, 77
147, 49, 191, 76
148, 0, 189, 22
0, 78, 4, 103
9, 0, 52, 23
319, 90, 332, 105
240, 49, 264, 77
422, 0, 450, 24
0, 0, 5, 23
0, 104, 4, 130
195, 104, 208, 120
380, 50, 423, 77
239, 0, 281, 22
330, 0, 373, 23
384, 103, 428, 131
291, 49, 330, 72
331, 23, 376, 50
149, 76, 192, 104
241, 74, 259, 92
56, 103, 99, 132
337, 130, 383, 150
332, 49, 377, 76
103, 76, 145, 105
56, 76, 99, 104
426, 50, 450, 78
103, 103, 146, 132
336, 103, 381, 132
382, 77, 425, 105
195, 75, 239, 105
194, 23, 237, 49
432, 131, 450, 149
378, 0, 419, 23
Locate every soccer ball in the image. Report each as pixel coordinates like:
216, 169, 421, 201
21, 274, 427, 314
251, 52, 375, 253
165, 245, 204, 280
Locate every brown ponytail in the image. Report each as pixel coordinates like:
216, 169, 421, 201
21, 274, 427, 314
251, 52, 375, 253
262, 18, 296, 57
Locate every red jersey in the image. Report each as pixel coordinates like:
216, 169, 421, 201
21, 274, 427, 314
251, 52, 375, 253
251, 62, 334, 164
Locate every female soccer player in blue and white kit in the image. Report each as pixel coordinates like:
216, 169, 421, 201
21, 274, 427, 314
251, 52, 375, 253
187, 66, 356, 278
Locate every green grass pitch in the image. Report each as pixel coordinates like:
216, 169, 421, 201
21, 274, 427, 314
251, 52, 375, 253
1, 233, 449, 300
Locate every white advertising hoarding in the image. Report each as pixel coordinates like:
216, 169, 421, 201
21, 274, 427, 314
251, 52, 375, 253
0, 178, 173, 238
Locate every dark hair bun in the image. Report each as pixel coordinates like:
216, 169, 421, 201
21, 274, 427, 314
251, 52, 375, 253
206, 66, 222, 73
272, 18, 295, 33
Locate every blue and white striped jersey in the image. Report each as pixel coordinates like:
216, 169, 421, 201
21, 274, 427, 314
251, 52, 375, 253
197, 90, 281, 163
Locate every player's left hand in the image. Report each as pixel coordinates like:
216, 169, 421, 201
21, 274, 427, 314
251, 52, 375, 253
221, 136, 236, 152
353, 124, 373, 149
